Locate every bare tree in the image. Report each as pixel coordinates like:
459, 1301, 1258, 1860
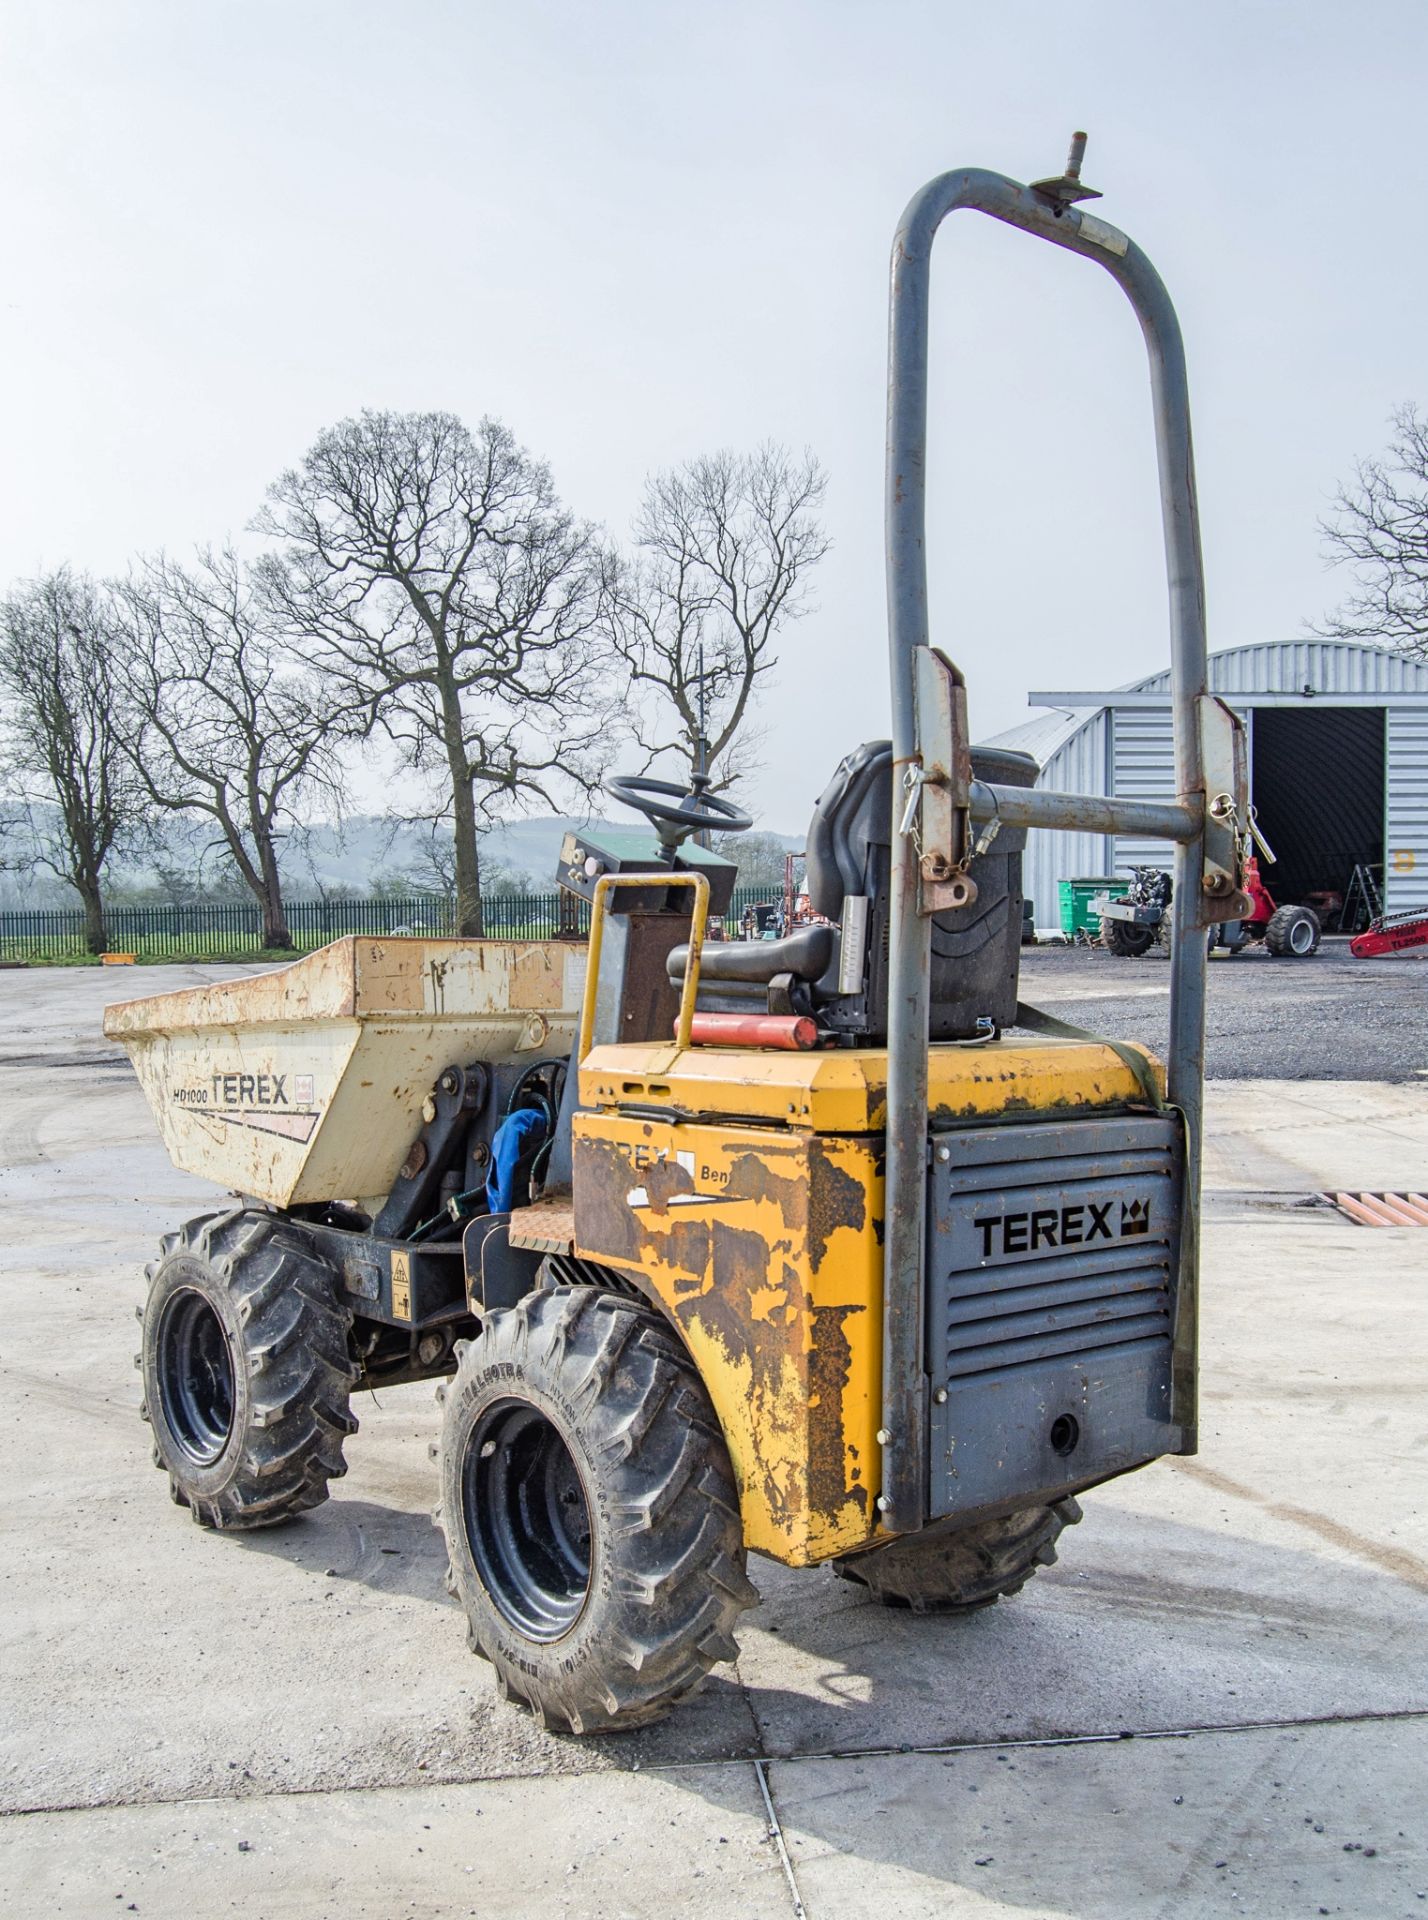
713, 828, 794, 891
1317, 403, 1428, 658
117, 546, 350, 949
394, 823, 459, 909
0, 570, 144, 953
604, 446, 829, 793
256, 410, 615, 937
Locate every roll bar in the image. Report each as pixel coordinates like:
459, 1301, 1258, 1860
880, 140, 1217, 1530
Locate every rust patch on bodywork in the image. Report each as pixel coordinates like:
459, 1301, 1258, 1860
675, 1220, 797, 1526
573, 1136, 712, 1273
570, 1114, 883, 1565
807, 1138, 868, 1269
807, 1300, 868, 1516
726, 1150, 804, 1223
644, 1155, 695, 1214
511, 944, 562, 1011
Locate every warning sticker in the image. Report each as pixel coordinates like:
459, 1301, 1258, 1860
390, 1250, 412, 1322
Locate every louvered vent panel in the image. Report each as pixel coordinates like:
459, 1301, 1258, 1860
926, 1113, 1185, 1519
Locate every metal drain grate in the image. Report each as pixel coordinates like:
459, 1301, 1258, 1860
1322, 1191, 1428, 1227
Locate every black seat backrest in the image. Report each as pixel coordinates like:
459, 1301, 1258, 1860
804, 740, 1038, 1041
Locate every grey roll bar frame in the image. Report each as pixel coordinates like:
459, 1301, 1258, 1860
880, 156, 1210, 1531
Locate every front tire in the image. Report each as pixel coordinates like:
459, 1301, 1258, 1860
833, 1499, 1081, 1613
1264, 904, 1322, 957
437, 1285, 756, 1733
138, 1208, 358, 1529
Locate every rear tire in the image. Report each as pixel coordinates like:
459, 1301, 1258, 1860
832, 1499, 1082, 1613
1100, 909, 1155, 957
1264, 904, 1322, 957
138, 1208, 358, 1529
437, 1285, 757, 1734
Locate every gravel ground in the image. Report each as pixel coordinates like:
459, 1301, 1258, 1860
1015, 935, 1428, 1082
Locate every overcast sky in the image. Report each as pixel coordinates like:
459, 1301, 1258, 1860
3, 0, 1425, 834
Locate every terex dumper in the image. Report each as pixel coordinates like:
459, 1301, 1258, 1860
109, 139, 1251, 1733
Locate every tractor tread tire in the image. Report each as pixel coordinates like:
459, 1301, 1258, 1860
1099, 909, 1155, 958
832, 1498, 1082, 1614
437, 1285, 755, 1735
1264, 904, 1322, 958
139, 1206, 358, 1531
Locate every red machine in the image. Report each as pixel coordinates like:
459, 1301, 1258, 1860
1239, 854, 1275, 932
1350, 910, 1428, 958
1210, 854, 1322, 958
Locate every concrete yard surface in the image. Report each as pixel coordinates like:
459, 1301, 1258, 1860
770, 1719, 1428, 1919
1, 961, 1426, 1919
4, 1767, 791, 1920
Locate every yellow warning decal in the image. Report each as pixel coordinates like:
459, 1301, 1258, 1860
390, 1249, 412, 1322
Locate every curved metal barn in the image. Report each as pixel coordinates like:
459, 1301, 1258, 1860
987, 640, 1428, 929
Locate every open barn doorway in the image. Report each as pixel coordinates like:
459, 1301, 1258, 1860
1250, 706, 1385, 917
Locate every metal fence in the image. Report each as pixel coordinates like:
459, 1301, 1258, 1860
0, 886, 779, 962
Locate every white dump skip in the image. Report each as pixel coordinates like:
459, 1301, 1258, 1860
104, 937, 588, 1212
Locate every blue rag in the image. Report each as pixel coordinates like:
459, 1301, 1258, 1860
485, 1107, 549, 1214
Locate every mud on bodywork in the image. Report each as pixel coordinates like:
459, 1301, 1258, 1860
570, 1114, 884, 1566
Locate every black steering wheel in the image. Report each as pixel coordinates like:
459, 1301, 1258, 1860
604, 773, 753, 848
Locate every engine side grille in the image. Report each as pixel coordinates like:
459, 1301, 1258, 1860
926, 1112, 1184, 1518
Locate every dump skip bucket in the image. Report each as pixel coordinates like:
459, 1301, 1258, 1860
104, 937, 587, 1212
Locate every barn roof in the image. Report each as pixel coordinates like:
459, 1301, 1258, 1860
1132, 638, 1428, 698
978, 706, 1092, 762
982, 638, 1428, 770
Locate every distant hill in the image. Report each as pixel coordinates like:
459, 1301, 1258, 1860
276, 813, 609, 893
0, 806, 800, 908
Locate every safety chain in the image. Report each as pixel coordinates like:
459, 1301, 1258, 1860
901, 758, 988, 893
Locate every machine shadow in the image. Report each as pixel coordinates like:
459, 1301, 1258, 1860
229, 1495, 453, 1608
226, 1491, 765, 1764
724, 1498, 1427, 1757
230, 1491, 1426, 1786
650, 1504, 1428, 1907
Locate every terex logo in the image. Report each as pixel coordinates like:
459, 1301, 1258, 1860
210, 1072, 290, 1107
973, 1196, 1153, 1259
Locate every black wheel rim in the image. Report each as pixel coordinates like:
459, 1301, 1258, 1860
462, 1398, 593, 1641
157, 1287, 236, 1466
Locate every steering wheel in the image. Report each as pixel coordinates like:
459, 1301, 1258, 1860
604, 773, 753, 848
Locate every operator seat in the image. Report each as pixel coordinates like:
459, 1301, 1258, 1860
668, 740, 1038, 1041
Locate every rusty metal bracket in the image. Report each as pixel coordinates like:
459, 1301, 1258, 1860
912, 647, 978, 914
1030, 131, 1103, 208
372, 1061, 488, 1241
1199, 695, 1252, 922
